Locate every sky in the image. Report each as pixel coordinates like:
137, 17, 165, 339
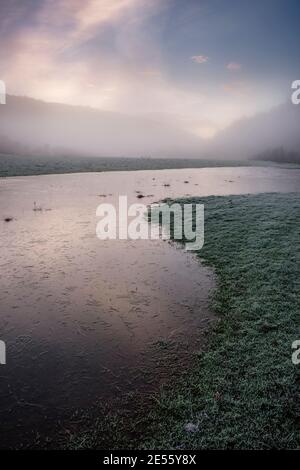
0, 0, 299, 138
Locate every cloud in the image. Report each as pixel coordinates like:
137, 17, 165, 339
0, 0, 160, 104
226, 62, 241, 70
191, 55, 209, 64
0, 1, 283, 137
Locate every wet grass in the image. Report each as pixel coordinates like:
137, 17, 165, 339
0, 154, 294, 178
66, 192, 300, 450
142, 192, 300, 449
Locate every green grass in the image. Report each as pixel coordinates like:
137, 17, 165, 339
66, 192, 300, 450
142, 192, 300, 449
0, 154, 296, 178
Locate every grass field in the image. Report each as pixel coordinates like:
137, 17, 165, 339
0, 154, 293, 178
67, 192, 300, 450
142, 192, 300, 449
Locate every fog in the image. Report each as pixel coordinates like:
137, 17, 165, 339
0, 95, 201, 159
0, 95, 299, 161
207, 102, 300, 159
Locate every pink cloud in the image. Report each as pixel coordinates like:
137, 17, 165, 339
191, 55, 209, 64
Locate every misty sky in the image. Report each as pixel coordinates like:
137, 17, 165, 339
0, 0, 299, 138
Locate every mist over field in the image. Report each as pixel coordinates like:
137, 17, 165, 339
0, 95, 299, 161
0, 95, 201, 158
207, 101, 300, 160
1, 0, 299, 163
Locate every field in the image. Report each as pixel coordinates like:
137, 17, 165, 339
0, 154, 285, 178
